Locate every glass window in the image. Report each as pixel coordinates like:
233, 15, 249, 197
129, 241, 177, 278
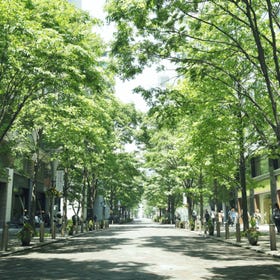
251, 156, 269, 177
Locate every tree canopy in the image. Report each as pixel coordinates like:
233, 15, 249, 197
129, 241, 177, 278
106, 0, 280, 224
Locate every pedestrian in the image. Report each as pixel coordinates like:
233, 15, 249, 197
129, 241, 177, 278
191, 210, 197, 224
56, 211, 62, 231
227, 209, 233, 226
204, 210, 210, 235
88, 219, 94, 231
272, 203, 280, 234
204, 210, 210, 223
72, 214, 78, 226
218, 210, 224, 226
230, 208, 237, 226
211, 210, 215, 224
254, 209, 261, 228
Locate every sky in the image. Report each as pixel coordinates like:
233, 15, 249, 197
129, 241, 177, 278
81, 0, 163, 112
80, 1, 176, 152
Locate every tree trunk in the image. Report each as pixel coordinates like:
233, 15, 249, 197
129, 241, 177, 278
269, 158, 277, 216
187, 195, 193, 223
249, 188, 255, 216
199, 170, 203, 223
183, 178, 194, 223
81, 168, 87, 233
62, 167, 68, 237
240, 150, 248, 231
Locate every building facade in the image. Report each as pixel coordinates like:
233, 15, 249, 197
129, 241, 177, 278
237, 156, 280, 224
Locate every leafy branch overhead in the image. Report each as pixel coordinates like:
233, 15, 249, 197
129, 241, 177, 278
0, 0, 104, 142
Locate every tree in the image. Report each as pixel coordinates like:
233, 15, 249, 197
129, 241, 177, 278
0, 0, 103, 143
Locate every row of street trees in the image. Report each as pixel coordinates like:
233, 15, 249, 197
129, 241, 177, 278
106, 0, 280, 229
2, 0, 280, 232
0, 0, 143, 229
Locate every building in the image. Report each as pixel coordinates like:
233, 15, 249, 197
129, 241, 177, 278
237, 156, 280, 224
0, 145, 51, 226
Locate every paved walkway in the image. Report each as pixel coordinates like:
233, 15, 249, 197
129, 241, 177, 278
1, 222, 280, 258
193, 223, 280, 258
0, 226, 93, 257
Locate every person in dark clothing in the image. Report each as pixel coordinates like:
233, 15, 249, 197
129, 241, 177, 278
273, 203, 280, 234
192, 210, 197, 221
204, 210, 210, 223
204, 210, 212, 235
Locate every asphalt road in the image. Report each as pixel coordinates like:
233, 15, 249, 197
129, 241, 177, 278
0, 219, 280, 280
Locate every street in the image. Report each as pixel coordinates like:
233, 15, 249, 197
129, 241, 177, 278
1, 219, 280, 280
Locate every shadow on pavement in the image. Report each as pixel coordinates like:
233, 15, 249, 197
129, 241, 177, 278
137, 234, 280, 279
139, 234, 266, 261
205, 264, 280, 280
36, 236, 130, 254
0, 257, 169, 280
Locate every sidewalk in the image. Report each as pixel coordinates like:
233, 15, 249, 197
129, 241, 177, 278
196, 223, 280, 258
0, 226, 101, 257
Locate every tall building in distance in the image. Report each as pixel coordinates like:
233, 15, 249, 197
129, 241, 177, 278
68, 0, 82, 9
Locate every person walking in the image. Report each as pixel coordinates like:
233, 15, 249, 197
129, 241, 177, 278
254, 209, 261, 228
204, 210, 210, 235
272, 203, 280, 234
204, 210, 210, 223
228, 208, 237, 226
218, 210, 224, 226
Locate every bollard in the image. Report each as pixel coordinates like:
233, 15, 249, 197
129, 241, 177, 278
1, 223, 9, 251
269, 224, 277, 251
216, 221, 221, 237
40, 222, 44, 242
225, 222, 229, 239
236, 223, 241, 242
